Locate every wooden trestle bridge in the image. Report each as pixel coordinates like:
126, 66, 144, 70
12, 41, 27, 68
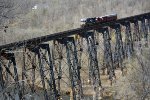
0, 12, 150, 100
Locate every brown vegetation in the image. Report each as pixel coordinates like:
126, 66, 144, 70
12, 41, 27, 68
0, 0, 150, 100
0, 0, 150, 44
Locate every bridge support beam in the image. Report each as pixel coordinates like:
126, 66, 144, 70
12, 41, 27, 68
37, 48, 49, 100
133, 20, 141, 41
122, 22, 134, 58
0, 58, 4, 92
98, 28, 115, 82
147, 18, 150, 33
21, 48, 38, 98
110, 24, 124, 71
40, 44, 58, 100
57, 37, 83, 100
52, 40, 63, 99
29, 44, 58, 100
82, 31, 101, 99
0, 51, 21, 99
140, 18, 148, 46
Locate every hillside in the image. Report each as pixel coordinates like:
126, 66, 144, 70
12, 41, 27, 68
0, 0, 150, 44
0, 1, 150, 100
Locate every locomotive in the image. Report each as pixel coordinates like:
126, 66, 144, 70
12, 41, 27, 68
80, 13, 117, 27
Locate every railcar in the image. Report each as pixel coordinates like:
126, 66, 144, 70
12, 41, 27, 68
80, 13, 117, 27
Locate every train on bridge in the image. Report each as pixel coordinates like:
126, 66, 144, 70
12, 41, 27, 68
80, 13, 117, 27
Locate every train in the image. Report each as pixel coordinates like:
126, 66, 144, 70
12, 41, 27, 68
80, 13, 117, 27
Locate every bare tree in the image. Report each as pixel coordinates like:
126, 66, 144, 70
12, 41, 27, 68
114, 48, 150, 100
129, 52, 150, 100
0, 0, 35, 27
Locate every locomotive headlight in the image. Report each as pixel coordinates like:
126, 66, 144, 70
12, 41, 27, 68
80, 18, 87, 22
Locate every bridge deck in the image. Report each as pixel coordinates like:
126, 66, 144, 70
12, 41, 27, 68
0, 12, 149, 50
